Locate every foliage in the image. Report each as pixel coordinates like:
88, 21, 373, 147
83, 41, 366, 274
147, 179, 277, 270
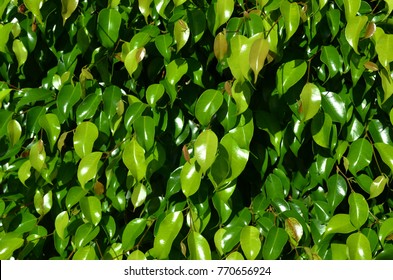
1, 0, 393, 260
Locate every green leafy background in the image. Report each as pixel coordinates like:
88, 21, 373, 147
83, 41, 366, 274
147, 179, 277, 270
1, 0, 393, 260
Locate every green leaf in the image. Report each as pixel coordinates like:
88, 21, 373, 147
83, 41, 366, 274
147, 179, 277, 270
226, 251, 244, 260
343, 0, 361, 21
77, 152, 102, 189
280, 0, 300, 42
18, 160, 31, 186
138, 0, 153, 22
213, 0, 234, 34
102, 85, 122, 120
348, 192, 369, 229
57, 83, 82, 120
127, 250, 147, 260
227, 35, 249, 82
124, 102, 147, 130
66, 186, 88, 209
265, 173, 284, 199
125, 47, 146, 77
154, 0, 170, 19
7, 119, 22, 147
174, 19, 190, 52
146, 83, 165, 107
346, 232, 372, 260
131, 183, 147, 208
345, 16, 368, 54
327, 9, 341, 40
327, 174, 347, 212
194, 130, 218, 174
72, 245, 97, 260
12, 39, 27, 68
320, 46, 342, 78
262, 226, 288, 260
181, 158, 202, 197
311, 112, 332, 148
134, 116, 155, 152
153, 211, 184, 259
195, 89, 223, 127
122, 138, 147, 181
331, 243, 348, 260
240, 226, 261, 260
74, 223, 100, 249
220, 134, 249, 181
34, 190, 52, 216
73, 122, 99, 158
187, 231, 212, 260
188, 9, 206, 44
155, 34, 173, 61
24, 0, 44, 24
376, 34, 393, 69
325, 214, 357, 235
55, 211, 69, 240
39, 114, 61, 152
165, 58, 188, 86
249, 38, 269, 84
369, 175, 388, 199
79, 196, 102, 226
0, 233, 24, 260
231, 80, 252, 115
29, 140, 46, 172
122, 218, 147, 251
347, 138, 372, 174
61, 0, 78, 25
378, 218, 393, 244
300, 83, 321, 121
97, 8, 122, 48
374, 142, 393, 172
214, 32, 228, 61
321, 92, 346, 124
277, 60, 307, 94
285, 217, 303, 247
16, 88, 54, 112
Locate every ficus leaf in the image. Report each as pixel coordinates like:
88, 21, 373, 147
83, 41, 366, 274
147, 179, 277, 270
174, 19, 190, 52
249, 38, 269, 84
299, 83, 321, 121
77, 152, 102, 189
61, 0, 78, 25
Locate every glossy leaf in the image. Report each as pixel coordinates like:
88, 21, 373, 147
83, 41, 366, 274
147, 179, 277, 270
194, 129, 218, 174
97, 8, 122, 48
34, 190, 52, 216
374, 143, 393, 172
249, 38, 269, 83
285, 217, 303, 247
39, 114, 61, 152
125, 47, 146, 77
61, 0, 78, 25
165, 58, 188, 86
345, 16, 368, 54
134, 116, 155, 152
174, 19, 190, 52
277, 60, 307, 94
180, 158, 202, 197
153, 211, 184, 259
146, 83, 165, 107
321, 92, 346, 124
214, 32, 228, 61
18, 160, 31, 186
311, 112, 332, 148
7, 119, 22, 147
348, 192, 369, 229
343, 0, 361, 21
0, 233, 24, 260
12, 39, 27, 68
320, 46, 341, 78
138, 0, 152, 22
24, 0, 44, 23
122, 218, 147, 251
280, 0, 300, 42
127, 250, 147, 260
195, 89, 223, 127
122, 138, 147, 181
240, 226, 261, 260
299, 83, 321, 121
346, 232, 372, 260
226, 251, 244, 260
369, 175, 388, 199
347, 138, 372, 174
325, 214, 356, 235
220, 134, 249, 181
262, 226, 288, 260
74, 223, 100, 249
131, 183, 147, 208
72, 246, 97, 260
376, 34, 393, 69
73, 122, 99, 159
29, 140, 46, 172
187, 231, 212, 260
66, 186, 88, 209
327, 174, 347, 211
77, 152, 102, 188
79, 196, 102, 226
378, 218, 393, 244
213, 0, 234, 34
55, 211, 69, 240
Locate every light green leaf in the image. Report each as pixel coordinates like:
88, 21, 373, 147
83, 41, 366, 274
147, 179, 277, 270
226, 251, 244, 260
347, 138, 372, 174
18, 160, 31, 186
29, 140, 46, 172
79, 196, 102, 226
227, 35, 249, 82
146, 83, 165, 107
321, 91, 346, 124
369, 175, 388, 199
122, 218, 147, 251
125, 47, 146, 77
7, 119, 21, 147
378, 218, 393, 244
213, 0, 234, 34
122, 138, 147, 181
34, 190, 52, 216
249, 38, 269, 84
327, 174, 347, 212
231, 80, 252, 115
73, 122, 99, 158
285, 217, 303, 247
55, 211, 69, 240
72, 245, 97, 260
348, 192, 369, 229
325, 214, 356, 235
320, 46, 342, 78
24, 0, 44, 24
240, 225, 261, 260
311, 112, 332, 148
345, 16, 368, 54
280, 0, 300, 42
277, 60, 307, 94
380, 69, 393, 103
376, 34, 393, 69
153, 211, 184, 259
138, 0, 153, 22
181, 158, 202, 197
195, 89, 223, 126
188, 231, 212, 260
74, 223, 100, 249
262, 226, 288, 260
0, 233, 24, 260
12, 39, 28, 68
374, 142, 393, 172
0, 89, 12, 108
194, 129, 218, 174
127, 250, 147, 260
165, 58, 188, 85
154, 0, 170, 19
39, 114, 61, 152
346, 232, 372, 260
97, 8, 121, 48
77, 152, 102, 188
331, 243, 349, 260
61, 0, 78, 25
65, 186, 88, 209
214, 228, 226, 256
131, 183, 147, 208
300, 83, 321, 121
343, 0, 361, 21
174, 19, 190, 52
220, 134, 249, 181
134, 116, 155, 152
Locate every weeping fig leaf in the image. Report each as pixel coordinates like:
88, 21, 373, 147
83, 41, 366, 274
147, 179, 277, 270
214, 32, 228, 61
213, 0, 234, 34
61, 0, 79, 25
39, 114, 61, 152
249, 38, 269, 84
72, 246, 97, 260
347, 138, 373, 174
346, 232, 372, 260
131, 183, 147, 208
194, 129, 218, 174
146, 83, 165, 107
345, 16, 368, 54
374, 143, 393, 172
348, 192, 369, 229
127, 250, 147, 260
188, 231, 212, 260
24, 0, 44, 24
277, 60, 307, 94
55, 211, 69, 240
195, 89, 223, 127
153, 211, 184, 259
79, 196, 102, 226
138, 0, 152, 23
214, 228, 226, 256
262, 226, 288, 260
122, 218, 147, 251
378, 218, 393, 243
369, 175, 388, 199
325, 214, 356, 235
34, 190, 52, 216
327, 174, 347, 211
299, 83, 321, 121
180, 158, 202, 197
343, 0, 361, 21
285, 217, 303, 247
0, 233, 24, 260
125, 47, 146, 77
73, 122, 99, 158
97, 8, 122, 48
77, 152, 102, 189
30, 140, 46, 172
375, 34, 393, 69
240, 225, 261, 260
7, 119, 22, 147
174, 19, 190, 52
226, 251, 244, 260
165, 58, 188, 86
18, 160, 31, 186
12, 39, 28, 68
122, 138, 147, 181
280, 0, 300, 42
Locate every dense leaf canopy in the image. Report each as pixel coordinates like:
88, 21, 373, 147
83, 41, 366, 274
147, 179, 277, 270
1, 0, 393, 260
